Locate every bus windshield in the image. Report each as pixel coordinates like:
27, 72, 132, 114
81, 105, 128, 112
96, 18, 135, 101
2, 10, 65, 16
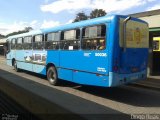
119, 19, 149, 48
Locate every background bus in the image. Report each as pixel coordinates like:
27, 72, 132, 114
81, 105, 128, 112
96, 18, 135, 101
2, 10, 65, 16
153, 37, 160, 51
152, 37, 160, 74
6, 15, 149, 87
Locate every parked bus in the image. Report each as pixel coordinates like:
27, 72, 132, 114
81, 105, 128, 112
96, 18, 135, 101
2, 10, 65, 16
153, 37, 160, 51
152, 37, 160, 73
6, 15, 149, 87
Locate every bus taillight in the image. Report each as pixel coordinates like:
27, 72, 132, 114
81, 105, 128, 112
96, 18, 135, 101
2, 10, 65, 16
113, 66, 119, 72
113, 58, 119, 72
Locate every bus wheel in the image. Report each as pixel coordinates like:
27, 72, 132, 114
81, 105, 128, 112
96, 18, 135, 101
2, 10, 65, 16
14, 60, 19, 72
47, 66, 58, 85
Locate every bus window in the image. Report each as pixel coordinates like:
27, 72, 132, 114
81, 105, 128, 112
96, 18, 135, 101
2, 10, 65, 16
11, 38, 16, 50
23, 36, 32, 50
153, 40, 159, 51
60, 29, 80, 50
33, 35, 44, 50
82, 25, 106, 50
46, 32, 60, 50
17, 38, 23, 50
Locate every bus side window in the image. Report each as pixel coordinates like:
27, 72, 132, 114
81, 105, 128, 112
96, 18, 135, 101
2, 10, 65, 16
33, 35, 44, 50
60, 29, 80, 50
23, 36, 32, 50
17, 38, 23, 50
82, 25, 106, 50
11, 38, 16, 50
46, 32, 60, 50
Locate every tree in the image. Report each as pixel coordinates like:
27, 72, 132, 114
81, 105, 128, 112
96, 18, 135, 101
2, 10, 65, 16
90, 9, 106, 19
6, 27, 33, 37
73, 9, 107, 23
73, 12, 88, 23
25, 27, 33, 32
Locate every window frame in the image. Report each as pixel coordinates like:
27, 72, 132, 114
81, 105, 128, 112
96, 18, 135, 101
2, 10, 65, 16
23, 36, 33, 50
16, 37, 23, 50
33, 34, 44, 50
11, 38, 16, 50
60, 28, 81, 51
45, 31, 60, 50
81, 24, 107, 51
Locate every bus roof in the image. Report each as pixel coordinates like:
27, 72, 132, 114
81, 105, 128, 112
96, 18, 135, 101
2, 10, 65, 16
7, 14, 147, 41
42, 14, 147, 33
7, 29, 43, 40
42, 14, 115, 33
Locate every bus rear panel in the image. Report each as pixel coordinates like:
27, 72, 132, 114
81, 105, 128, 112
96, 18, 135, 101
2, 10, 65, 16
109, 16, 149, 87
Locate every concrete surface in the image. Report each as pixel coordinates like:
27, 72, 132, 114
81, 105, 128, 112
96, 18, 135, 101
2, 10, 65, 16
0, 56, 160, 120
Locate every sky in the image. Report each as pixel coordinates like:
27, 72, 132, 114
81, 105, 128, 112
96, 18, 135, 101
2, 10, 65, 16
0, 0, 160, 35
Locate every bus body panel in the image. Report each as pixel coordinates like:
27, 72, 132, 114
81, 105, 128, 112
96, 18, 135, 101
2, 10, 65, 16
22, 62, 33, 71
16, 61, 24, 69
119, 48, 148, 73
16, 50, 47, 74
73, 71, 109, 87
59, 50, 109, 74
16, 50, 24, 62
58, 68, 73, 82
32, 64, 45, 73
15, 50, 26, 70
46, 51, 60, 67
58, 49, 109, 86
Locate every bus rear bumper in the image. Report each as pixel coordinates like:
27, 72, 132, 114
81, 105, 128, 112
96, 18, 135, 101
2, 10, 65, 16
109, 70, 147, 87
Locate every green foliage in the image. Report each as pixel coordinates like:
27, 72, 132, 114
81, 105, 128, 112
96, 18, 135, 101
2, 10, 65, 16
73, 12, 88, 23
24, 27, 33, 32
73, 9, 107, 23
90, 9, 107, 19
6, 27, 33, 37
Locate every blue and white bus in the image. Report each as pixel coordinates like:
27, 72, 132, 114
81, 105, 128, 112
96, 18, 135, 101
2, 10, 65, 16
6, 15, 149, 87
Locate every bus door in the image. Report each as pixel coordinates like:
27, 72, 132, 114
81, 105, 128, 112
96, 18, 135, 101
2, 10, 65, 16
81, 24, 108, 72
45, 32, 61, 74
6, 40, 12, 66
10, 38, 16, 60
119, 18, 149, 74
16, 38, 24, 66
76, 24, 109, 86
32, 34, 47, 74
59, 29, 81, 82
23, 36, 33, 71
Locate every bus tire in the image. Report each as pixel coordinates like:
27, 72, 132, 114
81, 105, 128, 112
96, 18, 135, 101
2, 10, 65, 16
47, 66, 58, 85
13, 60, 19, 72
